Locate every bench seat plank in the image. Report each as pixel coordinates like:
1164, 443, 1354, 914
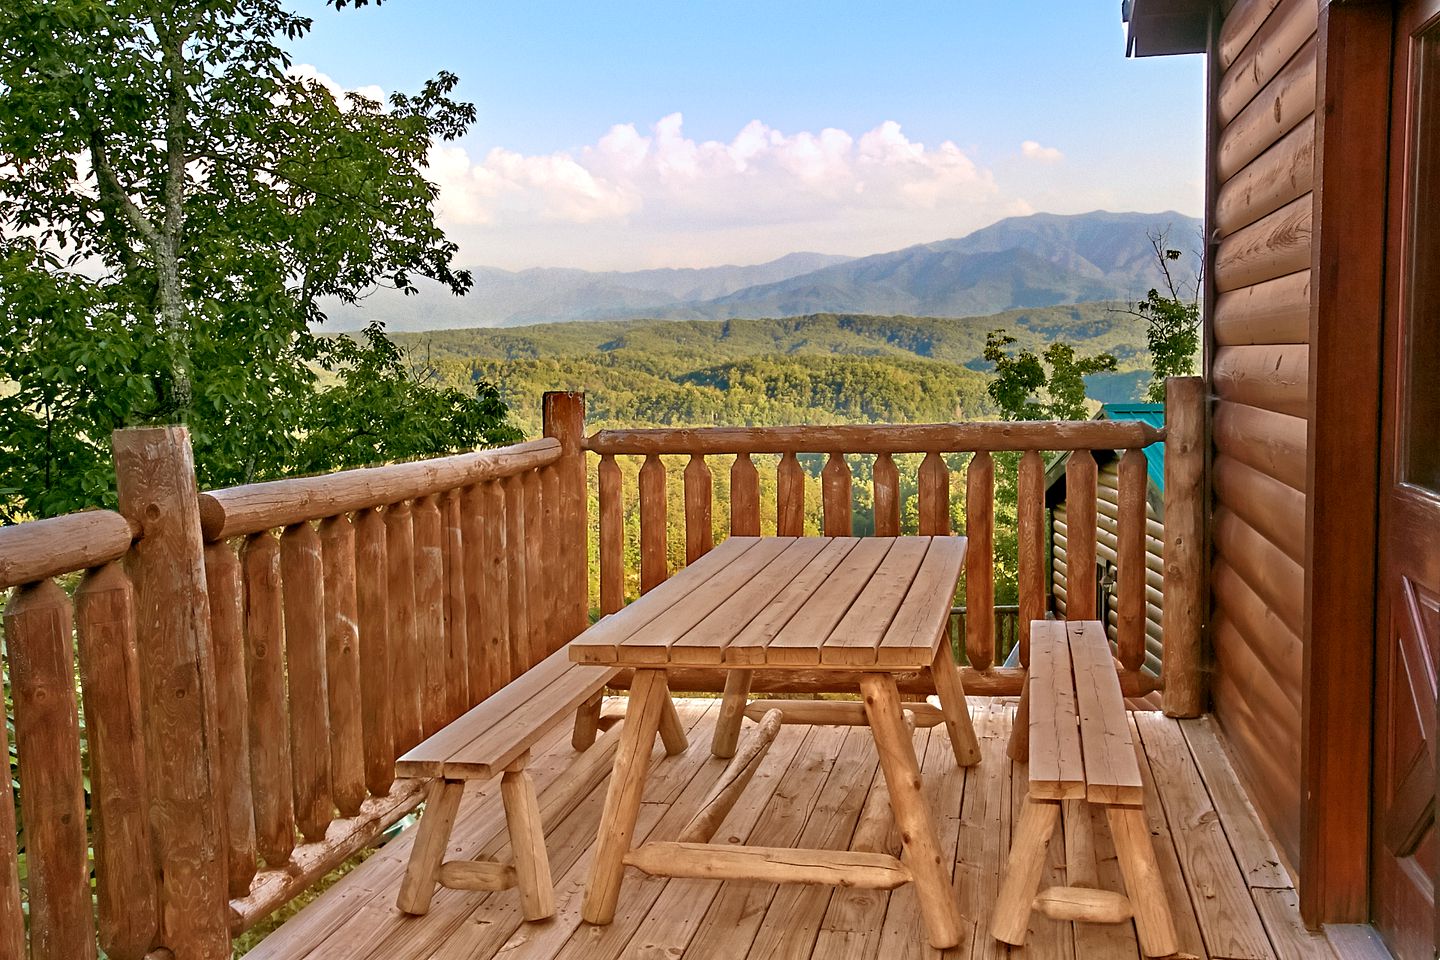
1068, 620, 1144, 806
396, 646, 615, 779
1027, 621, 1084, 800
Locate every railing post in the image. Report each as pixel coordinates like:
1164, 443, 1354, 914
1162, 376, 1207, 717
544, 391, 590, 636
111, 426, 231, 959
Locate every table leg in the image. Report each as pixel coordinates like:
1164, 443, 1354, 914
710, 668, 752, 758
582, 668, 668, 925
861, 672, 964, 950
930, 643, 981, 766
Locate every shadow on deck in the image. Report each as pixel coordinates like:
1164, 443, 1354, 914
243, 697, 1333, 960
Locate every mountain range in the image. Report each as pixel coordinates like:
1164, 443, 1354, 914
324, 210, 1202, 332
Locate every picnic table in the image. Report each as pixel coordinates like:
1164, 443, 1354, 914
570, 535, 981, 950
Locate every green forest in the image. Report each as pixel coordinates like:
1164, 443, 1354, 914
387, 304, 1158, 606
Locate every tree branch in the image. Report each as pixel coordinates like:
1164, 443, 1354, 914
88, 127, 160, 247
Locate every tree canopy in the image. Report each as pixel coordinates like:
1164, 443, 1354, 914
0, 0, 517, 521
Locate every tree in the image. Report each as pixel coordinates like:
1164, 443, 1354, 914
1126, 228, 1202, 402
982, 330, 1118, 421
0, 0, 518, 522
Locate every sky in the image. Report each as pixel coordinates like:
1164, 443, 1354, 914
289, 1, 1205, 272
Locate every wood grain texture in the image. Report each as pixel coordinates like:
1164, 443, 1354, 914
112, 427, 230, 957
1069, 622, 1143, 806
1214, 506, 1305, 635
1214, 269, 1312, 346
319, 516, 367, 818
1017, 449, 1045, 665
1116, 448, 1149, 672
1028, 621, 1084, 800
597, 454, 624, 614
502, 475, 531, 677
729, 452, 761, 536
1216, 121, 1315, 238
776, 450, 805, 536
542, 391, 590, 641
0, 509, 133, 590
385, 501, 423, 754
1213, 400, 1308, 492
964, 451, 994, 668
1214, 344, 1310, 418
873, 451, 900, 536
405, 496, 442, 731
6, 580, 98, 960
1217, 40, 1317, 182
460, 485, 489, 701
242, 532, 296, 866
1215, 194, 1313, 293
202, 543, 257, 899
353, 507, 395, 795
1219, 0, 1288, 69
1217, 0, 1318, 124
1214, 454, 1306, 563
280, 522, 334, 842
639, 454, 668, 592
476, 480, 510, 697
441, 489, 469, 719
1162, 377, 1207, 717
1064, 450, 1098, 620
683, 454, 714, 562
918, 451, 950, 536
821, 452, 853, 536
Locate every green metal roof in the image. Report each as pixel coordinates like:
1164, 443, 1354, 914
1096, 402, 1165, 493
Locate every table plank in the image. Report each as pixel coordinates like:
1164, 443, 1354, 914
1029, 620, 1085, 800
668, 537, 832, 664
875, 536, 967, 667
617, 537, 794, 664
819, 537, 931, 666
1069, 621, 1143, 806
568, 537, 758, 665
763, 538, 896, 666
723, 538, 862, 666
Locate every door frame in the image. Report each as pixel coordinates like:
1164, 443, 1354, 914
1299, 0, 1394, 927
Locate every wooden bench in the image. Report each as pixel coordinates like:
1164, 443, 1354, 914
992, 621, 1177, 958
393, 645, 689, 919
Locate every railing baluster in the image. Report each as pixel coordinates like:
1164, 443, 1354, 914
441, 488, 469, 720
730, 452, 761, 536
598, 454, 625, 614
279, 522, 333, 842
412, 495, 447, 738
319, 516, 366, 818
503, 474, 531, 674
243, 531, 296, 865
201, 543, 257, 898
1066, 449, 1099, 620
477, 480, 510, 696
353, 507, 394, 794
873, 452, 901, 536
383, 501, 423, 755
965, 451, 995, 669
460, 484, 488, 703
822, 452, 852, 536
776, 450, 805, 536
1017, 450, 1046, 668
918, 451, 950, 535
7, 580, 96, 958
684, 454, 714, 562
0, 621, 21, 960
523, 468, 548, 666
640, 454, 669, 591
1117, 448, 1148, 672
540, 465, 563, 655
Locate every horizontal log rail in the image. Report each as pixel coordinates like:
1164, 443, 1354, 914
198, 437, 561, 541
586, 419, 1163, 456
0, 509, 136, 590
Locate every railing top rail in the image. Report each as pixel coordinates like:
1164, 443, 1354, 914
198, 437, 562, 542
584, 420, 1164, 457
0, 509, 136, 590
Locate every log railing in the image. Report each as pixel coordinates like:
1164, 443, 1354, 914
585, 396, 1204, 709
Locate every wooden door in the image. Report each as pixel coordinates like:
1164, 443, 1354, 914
1373, 4, 1440, 958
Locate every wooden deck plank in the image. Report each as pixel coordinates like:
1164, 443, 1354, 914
1134, 711, 1273, 960
246, 699, 1325, 960
1179, 716, 1293, 890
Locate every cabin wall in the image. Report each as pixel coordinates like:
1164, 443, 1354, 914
1050, 460, 1165, 675
1206, 0, 1317, 872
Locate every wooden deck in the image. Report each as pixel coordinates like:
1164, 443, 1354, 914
245, 697, 1337, 960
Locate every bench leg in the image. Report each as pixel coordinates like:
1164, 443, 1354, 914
573, 692, 603, 751
861, 673, 964, 950
1007, 670, 1031, 762
583, 668, 669, 925
397, 778, 465, 915
991, 794, 1060, 945
710, 668, 752, 758
930, 644, 981, 766
501, 754, 556, 921
657, 683, 688, 756
1107, 805, 1178, 958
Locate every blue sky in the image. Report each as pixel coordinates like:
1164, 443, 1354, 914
290, 1, 1205, 271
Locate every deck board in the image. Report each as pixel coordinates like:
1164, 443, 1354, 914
244, 697, 1335, 960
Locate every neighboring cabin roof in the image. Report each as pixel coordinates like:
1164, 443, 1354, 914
1044, 402, 1166, 513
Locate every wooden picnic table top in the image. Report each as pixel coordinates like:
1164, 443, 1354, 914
568, 535, 968, 671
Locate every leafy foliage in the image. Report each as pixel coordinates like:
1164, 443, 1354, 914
982, 330, 1119, 420
1125, 229, 1202, 402
0, 0, 516, 522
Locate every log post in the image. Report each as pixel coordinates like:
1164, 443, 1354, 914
598, 454, 624, 614
821, 452, 853, 536
873, 452, 901, 536
112, 426, 231, 960
1162, 376, 1207, 717
683, 454, 715, 563
544, 391, 590, 638
639, 455, 669, 592
730, 453, 761, 536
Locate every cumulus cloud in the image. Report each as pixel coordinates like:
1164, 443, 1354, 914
1020, 140, 1064, 163
288, 63, 386, 108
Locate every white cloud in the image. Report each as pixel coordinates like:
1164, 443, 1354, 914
1020, 140, 1064, 163
288, 64, 386, 108
429, 114, 1017, 267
